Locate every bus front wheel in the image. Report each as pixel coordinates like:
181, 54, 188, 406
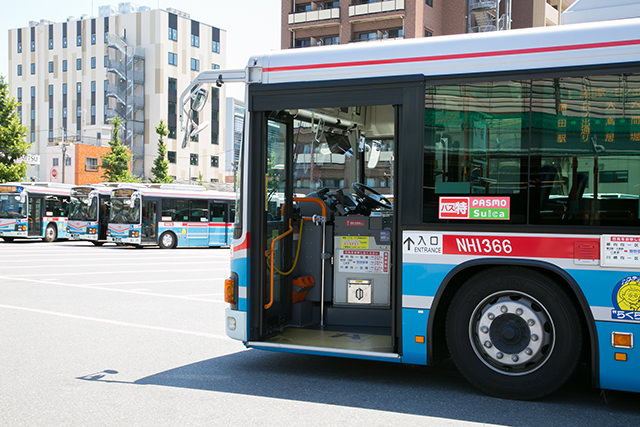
159, 231, 177, 249
43, 224, 58, 242
2, 237, 15, 242
91, 241, 104, 246
445, 267, 582, 400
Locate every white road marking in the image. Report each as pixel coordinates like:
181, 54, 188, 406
0, 303, 230, 340
0, 275, 227, 303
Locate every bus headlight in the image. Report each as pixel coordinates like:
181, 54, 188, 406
129, 230, 139, 238
14, 224, 26, 231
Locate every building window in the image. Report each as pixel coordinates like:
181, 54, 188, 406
63, 37, 67, 48
91, 57, 96, 69
210, 156, 219, 168
425, 29, 433, 37
85, 157, 99, 172
65, 156, 71, 166
49, 61, 54, 73
167, 151, 176, 163
190, 153, 199, 166
76, 58, 82, 70
190, 58, 200, 71
425, 0, 433, 6
168, 52, 177, 66
52, 158, 59, 167
387, 28, 403, 39
17, 64, 22, 76
191, 20, 200, 47
76, 20, 82, 47
324, 1, 339, 8
63, 60, 68, 72
17, 28, 22, 53
322, 36, 339, 46
211, 27, 220, 53
104, 55, 108, 67
49, 39, 53, 50
168, 12, 178, 41
211, 63, 220, 70
104, 16, 109, 43
48, 84, 53, 97
30, 63, 35, 74
62, 83, 67, 95
295, 3, 311, 12
295, 38, 311, 48
358, 31, 377, 42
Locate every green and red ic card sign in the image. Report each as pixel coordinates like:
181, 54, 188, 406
439, 196, 510, 220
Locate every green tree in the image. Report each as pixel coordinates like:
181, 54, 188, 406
0, 77, 30, 183
101, 116, 140, 182
150, 120, 173, 183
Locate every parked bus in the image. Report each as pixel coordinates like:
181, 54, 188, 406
0, 182, 71, 242
67, 184, 113, 245
106, 184, 235, 248
182, 18, 640, 399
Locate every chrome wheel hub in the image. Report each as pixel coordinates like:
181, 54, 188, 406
470, 291, 555, 376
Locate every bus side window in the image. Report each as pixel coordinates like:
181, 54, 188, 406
210, 202, 225, 222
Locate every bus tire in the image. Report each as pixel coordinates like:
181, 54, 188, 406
2, 237, 15, 242
91, 241, 104, 246
43, 224, 58, 242
159, 231, 177, 249
445, 267, 582, 400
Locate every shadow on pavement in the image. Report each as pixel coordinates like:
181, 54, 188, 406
79, 349, 640, 425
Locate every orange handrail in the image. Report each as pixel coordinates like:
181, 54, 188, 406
265, 219, 293, 310
280, 196, 327, 218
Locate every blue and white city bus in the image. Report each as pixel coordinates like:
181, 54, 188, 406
67, 184, 113, 246
106, 184, 235, 248
0, 182, 71, 242
182, 17, 640, 399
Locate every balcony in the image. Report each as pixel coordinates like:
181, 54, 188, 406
289, 7, 340, 24
349, 0, 404, 17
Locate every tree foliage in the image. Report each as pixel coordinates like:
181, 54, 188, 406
0, 76, 30, 183
101, 116, 140, 182
150, 120, 173, 183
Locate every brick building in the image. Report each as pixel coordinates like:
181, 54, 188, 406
282, 0, 575, 49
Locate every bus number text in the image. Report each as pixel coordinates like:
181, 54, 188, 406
455, 237, 513, 255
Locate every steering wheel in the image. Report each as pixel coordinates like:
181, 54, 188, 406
352, 183, 393, 210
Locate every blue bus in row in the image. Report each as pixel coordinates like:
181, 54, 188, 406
66, 184, 114, 246
0, 182, 71, 242
106, 184, 235, 248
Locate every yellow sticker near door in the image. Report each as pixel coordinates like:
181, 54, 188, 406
341, 236, 370, 249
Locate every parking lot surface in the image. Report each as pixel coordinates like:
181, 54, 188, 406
1, 240, 640, 426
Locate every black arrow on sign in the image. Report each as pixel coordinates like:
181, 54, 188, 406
404, 237, 414, 251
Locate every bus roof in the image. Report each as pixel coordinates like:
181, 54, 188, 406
1, 182, 72, 196
112, 184, 235, 200
257, 17, 640, 85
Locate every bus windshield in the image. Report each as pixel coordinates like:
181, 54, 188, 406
68, 195, 98, 221
0, 194, 27, 219
108, 197, 140, 224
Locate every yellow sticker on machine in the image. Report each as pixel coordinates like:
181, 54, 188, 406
340, 236, 370, 249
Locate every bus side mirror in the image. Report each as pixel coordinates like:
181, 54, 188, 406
190, 87, 208, 113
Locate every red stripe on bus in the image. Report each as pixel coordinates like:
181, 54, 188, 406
233, 232, 250, 252
443, 235, 600, 259
263, 39, 640, 73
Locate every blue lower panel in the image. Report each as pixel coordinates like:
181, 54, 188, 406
597, 321, 640, 393
401, 308, 429, 365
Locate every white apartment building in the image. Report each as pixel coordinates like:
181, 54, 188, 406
7, 4, 229, 185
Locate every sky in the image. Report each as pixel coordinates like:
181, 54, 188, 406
0, 0, 281, 99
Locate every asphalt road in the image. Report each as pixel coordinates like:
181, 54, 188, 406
1, 240, 639, 426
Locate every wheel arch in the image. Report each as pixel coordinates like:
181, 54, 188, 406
426, 258, 599, 388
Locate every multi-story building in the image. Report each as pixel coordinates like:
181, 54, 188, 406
7, 4, 228, 185
281, 0, 575, 48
